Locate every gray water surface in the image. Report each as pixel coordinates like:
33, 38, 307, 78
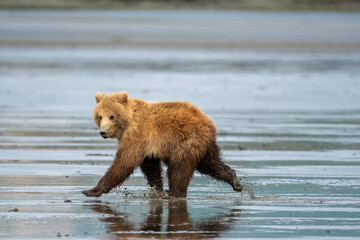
0, 10, 360, 239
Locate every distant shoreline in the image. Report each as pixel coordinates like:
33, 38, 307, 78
1, 0, 360, 11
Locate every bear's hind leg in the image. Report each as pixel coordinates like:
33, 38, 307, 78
140, 157, 163, 192
167, 161, 195, 198
197, 143, 243, 192
197, 159, 242, 192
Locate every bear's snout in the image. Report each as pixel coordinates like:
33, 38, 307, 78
99, 119, 113, 138
100, 131, 107, 138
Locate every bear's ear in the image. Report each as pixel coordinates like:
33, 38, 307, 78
116, 91, 128, 105
95, 92, 104, 103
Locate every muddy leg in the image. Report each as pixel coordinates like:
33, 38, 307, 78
82, 167, 135, 197
197, 159, 243, 192
140, 157, 163, 192
82, 149, 142, 197
167, 162, 195, 198
197, 142, 242, 192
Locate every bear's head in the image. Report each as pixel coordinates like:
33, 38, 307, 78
93, 91, 131, 140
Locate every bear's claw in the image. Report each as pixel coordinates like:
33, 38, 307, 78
232, 183, 243, 192
231, 171, 243, 192
82, 189, 103, 197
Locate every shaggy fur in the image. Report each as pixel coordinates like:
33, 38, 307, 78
82, 91, 242, 198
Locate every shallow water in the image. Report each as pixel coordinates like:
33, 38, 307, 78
1, 109, 360, 239
1, 9, 360, 239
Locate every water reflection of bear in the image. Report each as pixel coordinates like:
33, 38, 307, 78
88, 199, 241, 239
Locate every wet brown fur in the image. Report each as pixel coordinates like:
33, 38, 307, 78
82, 91, 242, 198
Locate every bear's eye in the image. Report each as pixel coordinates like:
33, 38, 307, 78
109, 116, 114, 120
99, 115, 102, 120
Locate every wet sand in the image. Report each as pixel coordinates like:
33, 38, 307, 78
1, 10, 360, 239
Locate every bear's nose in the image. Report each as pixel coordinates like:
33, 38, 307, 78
100, 131, 106, 136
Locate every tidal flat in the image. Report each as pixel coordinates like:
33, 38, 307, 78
0, 10, 360, 239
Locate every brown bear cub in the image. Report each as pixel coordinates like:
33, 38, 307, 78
82, 92, 243, 198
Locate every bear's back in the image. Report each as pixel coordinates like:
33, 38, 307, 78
147, 101, 216, 138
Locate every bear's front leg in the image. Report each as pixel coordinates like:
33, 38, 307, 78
82, 188, 103, 197
140, 157, 163, 192
82, 148, 142, 197
82, 176, 110, 197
